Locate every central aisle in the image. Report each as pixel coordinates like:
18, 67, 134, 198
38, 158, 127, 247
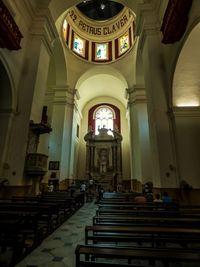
16, 201, 97, 267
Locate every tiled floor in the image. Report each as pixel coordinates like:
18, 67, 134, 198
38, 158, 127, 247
15, 201, 96, 267
15, 201, 200, 267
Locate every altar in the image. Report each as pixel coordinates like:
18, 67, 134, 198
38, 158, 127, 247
84, 127, 122, 191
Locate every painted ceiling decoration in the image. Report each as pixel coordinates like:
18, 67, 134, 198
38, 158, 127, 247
62, 4, 135, 63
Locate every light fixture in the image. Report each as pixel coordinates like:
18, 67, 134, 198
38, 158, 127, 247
100, 2, 106, 10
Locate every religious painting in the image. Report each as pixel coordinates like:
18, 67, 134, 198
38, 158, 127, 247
95, 43, 109, 60
63, 19, 68, 41
73, 33, 86, 57
118, 31, 130, 56
49, 161, 60, 170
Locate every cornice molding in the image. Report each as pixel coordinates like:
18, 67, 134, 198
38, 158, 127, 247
173, 106, 200, 117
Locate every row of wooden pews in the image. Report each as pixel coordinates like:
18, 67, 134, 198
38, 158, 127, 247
75, 192, 200, 267
0, 191, 84, 267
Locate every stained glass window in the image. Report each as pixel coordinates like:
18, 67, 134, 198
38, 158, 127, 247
118, 31, 129, 56
94, 106, 114, 135
63, 19, 68, 41
73, 33, 85, 57
95, 43, 109, 60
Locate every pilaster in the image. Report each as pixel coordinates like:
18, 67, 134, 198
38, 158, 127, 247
127, 85, 152, 185
49, 86, 76, 182
137, 11, 178, 188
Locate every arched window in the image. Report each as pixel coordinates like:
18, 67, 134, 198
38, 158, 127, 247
94, 106, 115, 135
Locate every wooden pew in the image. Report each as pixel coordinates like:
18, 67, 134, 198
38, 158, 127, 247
93, 215, 200, 227
76, 244, 200, 267
96, 207, 200, 218
85, 225, 200, 248
12, 195, 74, 221
98, 203, 179, 211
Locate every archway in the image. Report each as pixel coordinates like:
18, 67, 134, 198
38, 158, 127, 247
172, 22, 200, 188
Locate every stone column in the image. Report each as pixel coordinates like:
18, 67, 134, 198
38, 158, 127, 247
127, 86, 152, 184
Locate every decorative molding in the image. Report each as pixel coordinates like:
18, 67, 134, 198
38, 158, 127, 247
161, 0, 193, 44
74, 89, 80, 100
0, 0, 23, 50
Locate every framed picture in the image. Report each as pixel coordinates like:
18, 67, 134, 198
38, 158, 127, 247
49, 161, 60, 170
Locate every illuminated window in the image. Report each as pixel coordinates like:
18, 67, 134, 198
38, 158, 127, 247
73, 33, 86, 57
63, 19, 68, 41
94, 106, 115, 135
95, 43, 109, 60
118, 31, 129, 56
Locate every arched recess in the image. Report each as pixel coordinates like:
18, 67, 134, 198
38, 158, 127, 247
0, 59, 14, 175
172, 21, 200, 188
74, 66, 130, 180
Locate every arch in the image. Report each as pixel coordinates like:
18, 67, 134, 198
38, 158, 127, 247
75, 65, 128, 112
89, 103, 121, 134
172, 22, 200, 107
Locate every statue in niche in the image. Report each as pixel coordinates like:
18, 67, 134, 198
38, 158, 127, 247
84, 126, 94, 142
113, 127, 122, 141
98, 148, 108, 173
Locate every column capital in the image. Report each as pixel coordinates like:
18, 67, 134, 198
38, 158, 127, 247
173, 106, 200, 118
136, 0, 163, 52
51, 85, 76, 106
126, 85, 146, 105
